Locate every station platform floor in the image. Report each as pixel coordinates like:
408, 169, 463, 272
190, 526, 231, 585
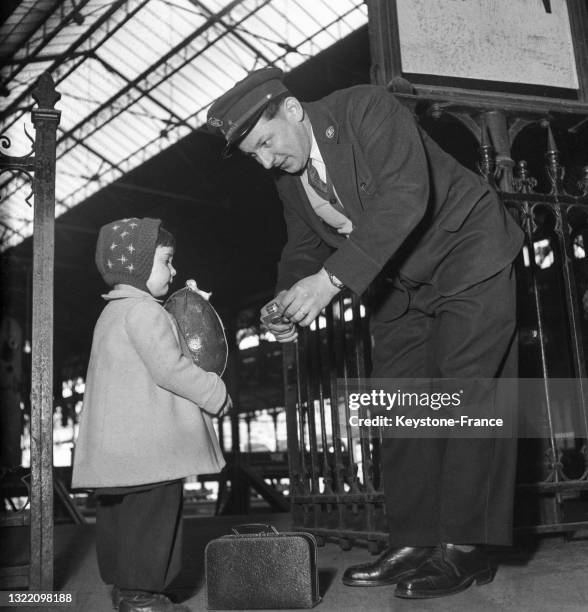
2, 511, 588, 611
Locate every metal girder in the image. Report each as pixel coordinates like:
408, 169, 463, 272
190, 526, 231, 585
0, 218, 26, 240
91, 52, 189, 131
53, 0, 266, 161
0, 0, 147, 200
110, 181, 227, 207
1, 0, 135, 123
2, 49, 91, 66
3, 0, 267, 210
1, 0, 71, 78
1, 0, 93, 102
190, 0, 275, 66
7, 0, 272, 207
1, 0, 369, 250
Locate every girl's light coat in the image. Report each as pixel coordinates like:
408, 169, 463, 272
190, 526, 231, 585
72, 286, 226, 488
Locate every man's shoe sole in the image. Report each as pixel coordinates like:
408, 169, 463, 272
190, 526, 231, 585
394, 567, 495, 599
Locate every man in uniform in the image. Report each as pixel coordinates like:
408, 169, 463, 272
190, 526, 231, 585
207, 67, 523, 599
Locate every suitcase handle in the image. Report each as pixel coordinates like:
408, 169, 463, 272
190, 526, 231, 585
231, 523, 279, 535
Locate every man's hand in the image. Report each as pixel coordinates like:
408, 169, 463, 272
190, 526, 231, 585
281, 268, 341, 327
260, 292, 298, 343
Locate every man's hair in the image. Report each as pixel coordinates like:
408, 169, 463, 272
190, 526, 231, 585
157, 225, 175, 249
261, 91, 291, 121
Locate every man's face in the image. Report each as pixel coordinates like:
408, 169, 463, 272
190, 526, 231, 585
238, 98, 311, 174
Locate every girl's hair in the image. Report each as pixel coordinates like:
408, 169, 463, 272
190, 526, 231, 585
157, 225, 175, 249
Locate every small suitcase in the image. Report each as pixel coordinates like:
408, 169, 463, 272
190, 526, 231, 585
205, 523, 321, 609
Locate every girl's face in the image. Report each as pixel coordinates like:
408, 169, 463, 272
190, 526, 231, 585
146, 245, 176, 297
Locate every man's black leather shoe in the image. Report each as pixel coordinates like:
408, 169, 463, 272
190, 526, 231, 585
118, 592, 190, 612
111, 587, 157, 609
395, 543, 495, 598
342, 546, 434, 586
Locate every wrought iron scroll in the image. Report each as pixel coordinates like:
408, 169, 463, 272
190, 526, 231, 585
0, 129, 35, 207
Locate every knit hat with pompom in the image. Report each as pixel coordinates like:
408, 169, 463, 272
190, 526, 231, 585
95, 217, 161, 292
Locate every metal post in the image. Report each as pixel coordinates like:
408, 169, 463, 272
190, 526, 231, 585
29, 72, 60, 591
484, 110, 515, 191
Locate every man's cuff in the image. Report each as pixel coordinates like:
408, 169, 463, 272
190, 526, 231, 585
324, 240, 382, 295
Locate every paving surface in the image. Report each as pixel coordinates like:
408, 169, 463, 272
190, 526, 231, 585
2, 512, 588, 611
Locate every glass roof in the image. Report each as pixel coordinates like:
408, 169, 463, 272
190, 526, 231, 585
0, 0, 367, 250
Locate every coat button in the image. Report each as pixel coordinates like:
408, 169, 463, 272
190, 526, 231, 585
360, 182, 367, 192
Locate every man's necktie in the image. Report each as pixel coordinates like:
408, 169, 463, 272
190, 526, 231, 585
306, 158, 346, 214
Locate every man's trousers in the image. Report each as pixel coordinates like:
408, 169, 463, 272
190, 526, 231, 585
370, 264, 518, 546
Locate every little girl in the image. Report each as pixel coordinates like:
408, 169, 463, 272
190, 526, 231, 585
72, 217, 229, 612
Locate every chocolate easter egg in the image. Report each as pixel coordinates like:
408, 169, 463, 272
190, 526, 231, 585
164, 281, 228, 376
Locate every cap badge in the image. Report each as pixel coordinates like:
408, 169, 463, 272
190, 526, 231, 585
207, 117, 223, 128
326, 125, 335, 139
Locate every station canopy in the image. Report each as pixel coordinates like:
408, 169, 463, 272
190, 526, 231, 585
0, 0, 367, 251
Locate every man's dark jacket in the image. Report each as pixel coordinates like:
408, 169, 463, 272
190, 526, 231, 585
274, 85, 523, 312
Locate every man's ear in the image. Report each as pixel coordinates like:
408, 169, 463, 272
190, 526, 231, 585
283, 96, 304, 122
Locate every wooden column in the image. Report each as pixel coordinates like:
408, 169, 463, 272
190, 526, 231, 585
29, 73, 61, 592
